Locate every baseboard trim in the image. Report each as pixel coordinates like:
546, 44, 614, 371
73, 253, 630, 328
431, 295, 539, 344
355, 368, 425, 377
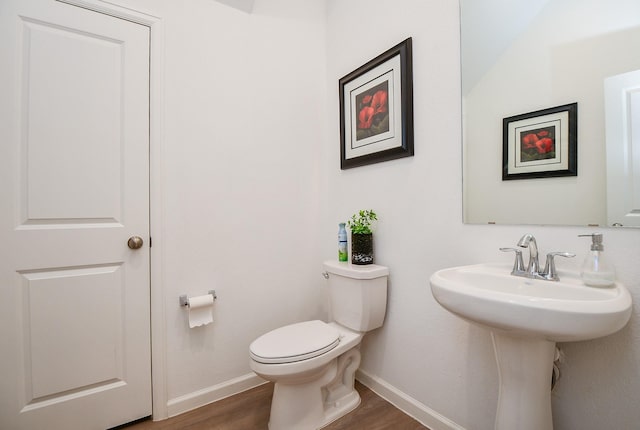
165, 373, 266, 418
164, 369, 465, 428
356, 370, 466, 430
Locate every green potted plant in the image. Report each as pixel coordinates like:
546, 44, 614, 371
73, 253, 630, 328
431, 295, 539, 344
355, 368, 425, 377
347, 209, 377, 265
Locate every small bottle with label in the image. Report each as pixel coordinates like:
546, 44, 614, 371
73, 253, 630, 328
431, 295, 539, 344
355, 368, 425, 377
338, 223, 348, 262
578, 233, 615, 287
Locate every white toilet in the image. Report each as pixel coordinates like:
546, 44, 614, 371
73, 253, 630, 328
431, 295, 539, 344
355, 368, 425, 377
249, 260, 388, 430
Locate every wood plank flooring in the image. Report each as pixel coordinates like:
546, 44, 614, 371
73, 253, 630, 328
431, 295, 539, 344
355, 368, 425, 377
124, 381, 429, 430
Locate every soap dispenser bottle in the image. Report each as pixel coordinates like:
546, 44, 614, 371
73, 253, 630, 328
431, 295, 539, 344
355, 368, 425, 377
578, 233, 615, 287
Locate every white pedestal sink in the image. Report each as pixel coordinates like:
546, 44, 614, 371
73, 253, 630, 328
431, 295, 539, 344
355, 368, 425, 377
429, 263, 632, 430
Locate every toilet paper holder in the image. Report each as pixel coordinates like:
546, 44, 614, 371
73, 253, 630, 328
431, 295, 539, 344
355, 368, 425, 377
179, 290, 217, 307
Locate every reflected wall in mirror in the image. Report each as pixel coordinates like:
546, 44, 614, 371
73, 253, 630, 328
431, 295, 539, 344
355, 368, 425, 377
462, 0, 640, 227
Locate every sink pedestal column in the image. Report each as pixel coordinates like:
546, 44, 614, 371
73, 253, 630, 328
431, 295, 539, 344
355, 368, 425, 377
491, 332, 556, 430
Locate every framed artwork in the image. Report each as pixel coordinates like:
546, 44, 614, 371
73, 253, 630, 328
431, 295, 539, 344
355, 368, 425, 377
502, 103, 577, 180
339, 38, 414, 169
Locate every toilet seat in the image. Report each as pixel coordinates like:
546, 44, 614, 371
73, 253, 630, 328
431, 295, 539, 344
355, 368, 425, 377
249, 320, 340, 364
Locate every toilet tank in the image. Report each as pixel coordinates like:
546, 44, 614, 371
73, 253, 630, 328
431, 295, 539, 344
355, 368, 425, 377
323, 260, 388, 332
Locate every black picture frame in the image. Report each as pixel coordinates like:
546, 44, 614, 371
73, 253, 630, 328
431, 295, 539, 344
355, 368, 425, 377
502, 103, 578, 180
339, 38, 414, 169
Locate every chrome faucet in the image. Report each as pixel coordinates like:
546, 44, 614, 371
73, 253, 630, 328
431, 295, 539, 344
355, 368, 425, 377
517, 233, 540, 277
501, 234, 575, 281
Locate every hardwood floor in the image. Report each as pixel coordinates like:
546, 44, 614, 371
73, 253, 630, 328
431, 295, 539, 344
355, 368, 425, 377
123, 381, 429, 430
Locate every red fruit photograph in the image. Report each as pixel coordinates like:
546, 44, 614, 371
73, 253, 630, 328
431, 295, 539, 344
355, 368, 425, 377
519, 126, 555, 161
502, 103, 577, 180
339, 38, 414, 169
355, 81, 390, 141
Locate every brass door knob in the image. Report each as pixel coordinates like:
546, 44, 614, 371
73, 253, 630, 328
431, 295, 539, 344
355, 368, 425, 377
127, 236, 144, 249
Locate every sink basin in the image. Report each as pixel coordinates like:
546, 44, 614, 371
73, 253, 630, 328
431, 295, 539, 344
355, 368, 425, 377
430, 263, 632, 342
430, 263, 632, 430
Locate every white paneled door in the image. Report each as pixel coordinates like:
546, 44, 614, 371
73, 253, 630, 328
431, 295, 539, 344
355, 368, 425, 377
0, 0, 151, 429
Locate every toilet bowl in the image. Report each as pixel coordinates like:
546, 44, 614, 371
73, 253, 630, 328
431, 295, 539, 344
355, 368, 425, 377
249, 261, 388, 430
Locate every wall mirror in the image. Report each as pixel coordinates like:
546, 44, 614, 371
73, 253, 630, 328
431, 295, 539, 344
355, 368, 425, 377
461, 0, 640, 227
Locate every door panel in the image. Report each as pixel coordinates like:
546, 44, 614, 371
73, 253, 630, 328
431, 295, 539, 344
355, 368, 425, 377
21, 264, 124, 400
23, 17, 124, 222
0, 0, 151, 428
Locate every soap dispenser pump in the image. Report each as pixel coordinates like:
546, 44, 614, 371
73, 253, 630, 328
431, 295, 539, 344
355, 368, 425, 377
578, 233, 615, 287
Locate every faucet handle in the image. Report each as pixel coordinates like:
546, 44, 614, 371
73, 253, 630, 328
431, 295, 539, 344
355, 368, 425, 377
500, 247, 525, 274
541, 252, 576, 281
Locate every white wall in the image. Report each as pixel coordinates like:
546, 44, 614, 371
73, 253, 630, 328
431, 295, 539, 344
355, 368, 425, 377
161, 0, 330, 402
323, 1, 497, 427
120, 0, 329, 406
325, 1, 640, 430
114, 0, 640, 429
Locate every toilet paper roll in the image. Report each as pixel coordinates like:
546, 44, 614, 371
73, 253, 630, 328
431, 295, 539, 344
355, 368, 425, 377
188, 294, 214, 328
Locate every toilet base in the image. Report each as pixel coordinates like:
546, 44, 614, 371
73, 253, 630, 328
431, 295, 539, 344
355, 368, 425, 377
267, 347, 362, 430
320, 389, 360, 428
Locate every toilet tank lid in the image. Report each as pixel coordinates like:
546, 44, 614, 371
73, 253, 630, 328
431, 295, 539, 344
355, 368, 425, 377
323, 260, 389, 279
